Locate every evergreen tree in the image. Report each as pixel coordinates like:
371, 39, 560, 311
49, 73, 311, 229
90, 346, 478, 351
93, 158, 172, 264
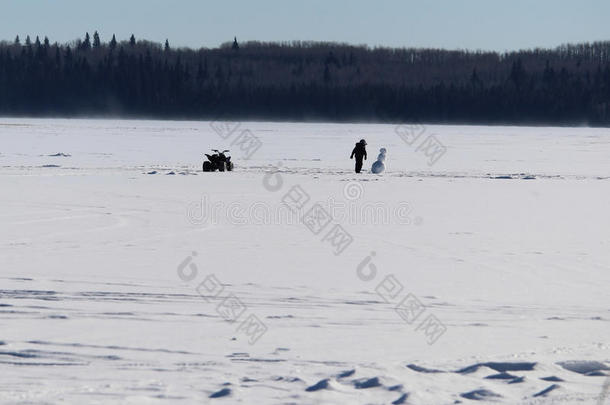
109, 34, 117, 50
129, 34, 136, 47
55, 46, 61, 65
93, 31, 101, 48
82, 32, 91, 50
0, 34, 608, 124
14, 35, 20, 45
64, 46, 72, 62
510, 59, 526, 89
232, 37, 239, 51
34, 36, 43, 57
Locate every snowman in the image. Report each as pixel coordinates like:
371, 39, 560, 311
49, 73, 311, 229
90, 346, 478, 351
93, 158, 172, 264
371, 148, 387, 174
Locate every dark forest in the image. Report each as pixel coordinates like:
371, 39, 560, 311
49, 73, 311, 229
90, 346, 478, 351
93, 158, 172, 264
1, 33, 610, 125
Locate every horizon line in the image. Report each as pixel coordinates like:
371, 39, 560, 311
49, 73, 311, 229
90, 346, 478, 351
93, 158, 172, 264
3, 34, 610, 55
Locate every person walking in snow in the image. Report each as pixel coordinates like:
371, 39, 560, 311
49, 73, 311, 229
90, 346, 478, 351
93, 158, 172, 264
350, 139, 368, 173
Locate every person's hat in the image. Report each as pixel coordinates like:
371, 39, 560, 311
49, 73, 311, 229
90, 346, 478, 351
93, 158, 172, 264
359, 139, 367, 145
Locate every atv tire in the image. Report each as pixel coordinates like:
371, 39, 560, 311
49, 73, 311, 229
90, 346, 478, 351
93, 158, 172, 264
202, 161, 213, 172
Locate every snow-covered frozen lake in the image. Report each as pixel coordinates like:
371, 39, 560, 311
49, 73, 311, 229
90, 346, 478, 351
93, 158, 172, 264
0, 118, 609, 404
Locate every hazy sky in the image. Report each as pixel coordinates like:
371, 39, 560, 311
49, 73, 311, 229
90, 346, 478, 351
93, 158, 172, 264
2, 0, 609, 51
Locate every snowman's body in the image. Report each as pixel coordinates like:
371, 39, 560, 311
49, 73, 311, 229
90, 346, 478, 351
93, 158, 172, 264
371, 148, 387, 174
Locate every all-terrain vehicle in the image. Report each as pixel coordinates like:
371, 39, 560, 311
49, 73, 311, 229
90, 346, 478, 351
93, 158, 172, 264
203, 149, 234, 172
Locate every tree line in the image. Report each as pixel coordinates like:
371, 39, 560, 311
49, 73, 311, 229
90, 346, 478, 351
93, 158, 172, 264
1, 32, 610, 125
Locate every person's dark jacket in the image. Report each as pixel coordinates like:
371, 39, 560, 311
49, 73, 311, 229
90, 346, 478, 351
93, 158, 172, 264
351, 143, 367, 160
